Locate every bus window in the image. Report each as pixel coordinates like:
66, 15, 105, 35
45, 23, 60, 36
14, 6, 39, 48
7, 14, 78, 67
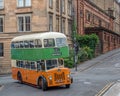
31, 62, 36, 70
30, 41, 34, 48
36, 61, 41, 70
35, 39, 42, 48
56, 38, 67, 47
41, 60, 45, 71
20, 41, 24, 48
16, 61, 20, 67
25, 61, 31, 69
44, 39, 55, 47
24, 41, 29, 48
46, 60, 57, 70
11, 42, 15, 48
15, 42, 20, 48
20, 61, 24, 68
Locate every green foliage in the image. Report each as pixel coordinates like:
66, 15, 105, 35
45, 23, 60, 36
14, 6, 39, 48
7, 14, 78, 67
64, 49, 74, 68
78, 46, 94, 62
64, 59, 74, 68
64, 34, 99, 68
77, 34, 99, 51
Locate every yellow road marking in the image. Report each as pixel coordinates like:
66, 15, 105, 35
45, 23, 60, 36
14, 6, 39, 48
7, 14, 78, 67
95, 82, 115, 96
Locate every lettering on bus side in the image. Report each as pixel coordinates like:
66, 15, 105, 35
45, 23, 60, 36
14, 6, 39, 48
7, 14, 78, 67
52, 48, 62, 56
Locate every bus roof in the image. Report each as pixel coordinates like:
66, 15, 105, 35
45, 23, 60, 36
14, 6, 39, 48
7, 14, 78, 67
12, 32, 67, 42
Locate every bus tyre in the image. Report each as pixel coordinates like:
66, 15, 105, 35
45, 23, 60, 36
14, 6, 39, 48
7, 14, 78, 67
65, 84, 70, 88
41, 79, 47, 91
38, 78, 42, 89
17, 72, 23, 84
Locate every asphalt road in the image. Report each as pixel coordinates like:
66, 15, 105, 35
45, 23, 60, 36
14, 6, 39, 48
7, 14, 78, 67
0, 49, 120, 96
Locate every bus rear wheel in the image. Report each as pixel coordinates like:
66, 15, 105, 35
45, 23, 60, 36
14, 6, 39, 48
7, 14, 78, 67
17, 72, 23, 84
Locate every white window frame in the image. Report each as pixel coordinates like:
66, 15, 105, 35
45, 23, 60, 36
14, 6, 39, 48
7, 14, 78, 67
0, 16, 4, 32
62, 0, 65, 13
68, 0, 72, 16
0, 0, 4, 9
49, 0, 53, 8
62, 18, 65, 33
17, 14, 31, 32
49, 14, 53, 32
17, 0, 31, 7
56, 16, 59, 32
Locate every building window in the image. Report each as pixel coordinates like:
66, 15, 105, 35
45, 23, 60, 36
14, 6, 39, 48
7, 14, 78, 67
68, 20, 72, 35
0, 43, 3, 57
68, 0, 72, 16
17, 0, 31, 7
49, 0, 53, 8
17, 14, 31, 32
49, 14, 53, 31
86, 11, 91, 22
0, 16, 3, 32
56, 16, 59, 32
62, 19, 65, 33
0, 0, 4, 9
56, 0, 59, 11
62, 0, 65, 13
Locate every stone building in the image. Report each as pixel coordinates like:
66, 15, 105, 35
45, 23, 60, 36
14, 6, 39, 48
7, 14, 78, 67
74, 0, 120, 54
89, 0, 120, 35
0, 0, 72, 74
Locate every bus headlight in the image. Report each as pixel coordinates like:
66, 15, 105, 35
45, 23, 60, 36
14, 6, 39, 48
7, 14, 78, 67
49, 76, 52, 80
67, 74, 70, 78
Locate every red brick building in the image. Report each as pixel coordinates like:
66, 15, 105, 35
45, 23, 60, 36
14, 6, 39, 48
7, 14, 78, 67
74, 0, 120, 54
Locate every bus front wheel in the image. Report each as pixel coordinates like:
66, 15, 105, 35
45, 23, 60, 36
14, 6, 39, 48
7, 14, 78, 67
38, 78, 47, 91
65, 84, 70, 88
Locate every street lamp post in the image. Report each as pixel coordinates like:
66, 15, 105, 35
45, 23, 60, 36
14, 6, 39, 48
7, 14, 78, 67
71, 4, 78, 71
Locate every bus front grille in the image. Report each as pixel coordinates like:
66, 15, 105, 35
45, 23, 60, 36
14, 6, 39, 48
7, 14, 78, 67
54, 72, 65, 83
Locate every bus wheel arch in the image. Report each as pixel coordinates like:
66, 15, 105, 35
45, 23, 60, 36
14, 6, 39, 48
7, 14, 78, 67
37, 76, 48, 91
17, 71, 23, 83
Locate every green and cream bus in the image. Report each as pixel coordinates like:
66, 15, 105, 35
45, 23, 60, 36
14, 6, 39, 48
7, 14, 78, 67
11, 32, 73, 91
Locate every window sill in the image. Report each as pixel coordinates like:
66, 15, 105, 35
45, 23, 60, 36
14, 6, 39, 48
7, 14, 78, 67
17, 6, 32, 9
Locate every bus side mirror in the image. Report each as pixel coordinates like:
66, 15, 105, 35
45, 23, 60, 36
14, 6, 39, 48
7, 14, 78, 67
58, 58, 64, 66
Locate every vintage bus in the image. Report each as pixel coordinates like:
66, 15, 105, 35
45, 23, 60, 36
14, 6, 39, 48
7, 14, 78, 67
11, 32, 73, 91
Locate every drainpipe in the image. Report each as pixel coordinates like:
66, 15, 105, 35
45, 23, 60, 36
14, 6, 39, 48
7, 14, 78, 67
60, 0, 62, 33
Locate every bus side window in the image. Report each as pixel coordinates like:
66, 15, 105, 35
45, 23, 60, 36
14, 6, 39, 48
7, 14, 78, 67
35, 39, 42, 48
37, 61, 41, 70
16, 61, 20, 67
44, 39, 55, 47
20, 41, 24, 48
15, 42, 19, 48
25, 61, 31, 69
31, 62, 36, 70
11, 42, 15, 48
30, 41, 34, 48
20, 61, 24, 68
41, 60, 45, 70
24, 41, 29, 48
14, 42, 17, 48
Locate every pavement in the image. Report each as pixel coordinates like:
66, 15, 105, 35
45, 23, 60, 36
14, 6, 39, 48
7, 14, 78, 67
71, 48, 120, 96
71, 48, 120, 73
